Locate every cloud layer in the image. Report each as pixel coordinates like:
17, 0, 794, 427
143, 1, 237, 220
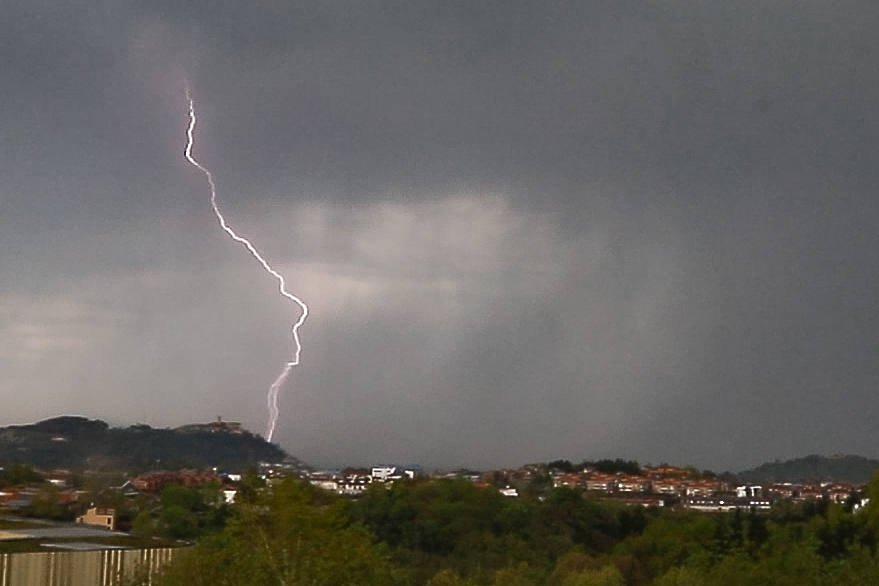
3, 1, 879, 470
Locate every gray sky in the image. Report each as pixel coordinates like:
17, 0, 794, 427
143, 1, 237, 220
3, 1, 879, 471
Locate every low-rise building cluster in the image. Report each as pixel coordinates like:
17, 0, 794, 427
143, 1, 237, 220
0, 457, 870, 527
305, 466, 421, 495
126, 469, 222, 492
0, 464, 245, 530
300, 460, 866, 512
546, 465, 864, 511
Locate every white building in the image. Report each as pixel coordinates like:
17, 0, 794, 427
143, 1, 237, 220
76, 507, 116, 530
371, 466, 397, 482
736, 485, 763, 498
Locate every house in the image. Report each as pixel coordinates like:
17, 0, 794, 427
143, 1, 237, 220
736, 485, 763, 498
615, 496, 665, 508
337, 476, 371, 495
499, 486, 519, 497
45, 470, 71, 487
77, 506, 116, 530
683, 496, 771, 512
585, 474, 617, 492
130, 470, 222, 492
2, 490, 36, 510
553, 474, 585, 489
371, 466, 397, 482
175, 416, 244, 434
436, 469, 483, 482
653, 481, 682, 496
371, 466, 419, 483
827, 485, 855, 504
684, 480, 720, 498
617, 476, 650, 493
308, 474, 340, 492
767, 483, 798, 499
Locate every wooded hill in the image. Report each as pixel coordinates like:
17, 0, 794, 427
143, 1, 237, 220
738, 454, 879, 484
0, 416, 289, 472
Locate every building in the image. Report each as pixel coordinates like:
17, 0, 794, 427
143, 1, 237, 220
371, 466, 398, 482
683, 497, 771, 512
129, 470, 222, 493
337, 476, 371, 495
736, 485, 763, 499
617, 476, 650, 493
76, 506, 116, 530
307, 474, 340, 492
653, 481, 682, 496
371, 466, 418, 483
585, 474, 617, 492
174, 416, 244, 434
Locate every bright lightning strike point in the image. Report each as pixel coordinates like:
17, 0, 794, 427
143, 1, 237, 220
183, 82, 308, 443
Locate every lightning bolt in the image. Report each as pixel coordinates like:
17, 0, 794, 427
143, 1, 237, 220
183, 83, 308, 442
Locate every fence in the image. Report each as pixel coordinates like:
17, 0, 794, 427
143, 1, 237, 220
0, 547, 178, 586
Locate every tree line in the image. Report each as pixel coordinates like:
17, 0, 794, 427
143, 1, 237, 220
127, 469, 879, 585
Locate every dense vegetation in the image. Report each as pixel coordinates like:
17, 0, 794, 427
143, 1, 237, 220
136, 471, 879, 586
546, 459, 643, 475
0, 416, 287, 471
0, 463, 44, 487
738, 454, 879, 484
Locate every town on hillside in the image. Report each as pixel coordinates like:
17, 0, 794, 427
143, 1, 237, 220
1, 416, 873, 532
301, 461, 869, 512
1, 418, 876, 586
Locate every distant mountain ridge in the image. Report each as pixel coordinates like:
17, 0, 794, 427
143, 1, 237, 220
0, 415, 293, 472
738, 454, 879, 484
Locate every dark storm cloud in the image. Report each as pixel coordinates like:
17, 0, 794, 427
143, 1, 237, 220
2, 1, 879, 470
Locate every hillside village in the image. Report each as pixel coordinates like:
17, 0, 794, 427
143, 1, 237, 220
0, 417, 873, 535
303, 462, 868, 513
1, 461, 867, 535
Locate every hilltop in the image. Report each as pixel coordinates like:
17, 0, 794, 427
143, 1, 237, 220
0, 415, 293, 472
738, 454, 879, 484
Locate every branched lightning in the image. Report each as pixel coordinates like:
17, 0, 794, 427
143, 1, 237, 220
183, 83, 308, 442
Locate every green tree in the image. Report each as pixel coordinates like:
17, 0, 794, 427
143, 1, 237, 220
858, 469, 879, 549
131, 510, 154, 538
654, 566, 708, 586
148, 478, 405, 586
27, 485, 71, 520
235, 467, 265, 504
548, 460, 576, 473
160, 505, 198, 539
745, 510, 769, 555
427, 569, 471, 586
817, 503, 862, 560
562, 565, 625, 586
0, 464, 43, 487
728, 509, 744, 549
492, 563, 537, 585
161, 484, 205, 512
